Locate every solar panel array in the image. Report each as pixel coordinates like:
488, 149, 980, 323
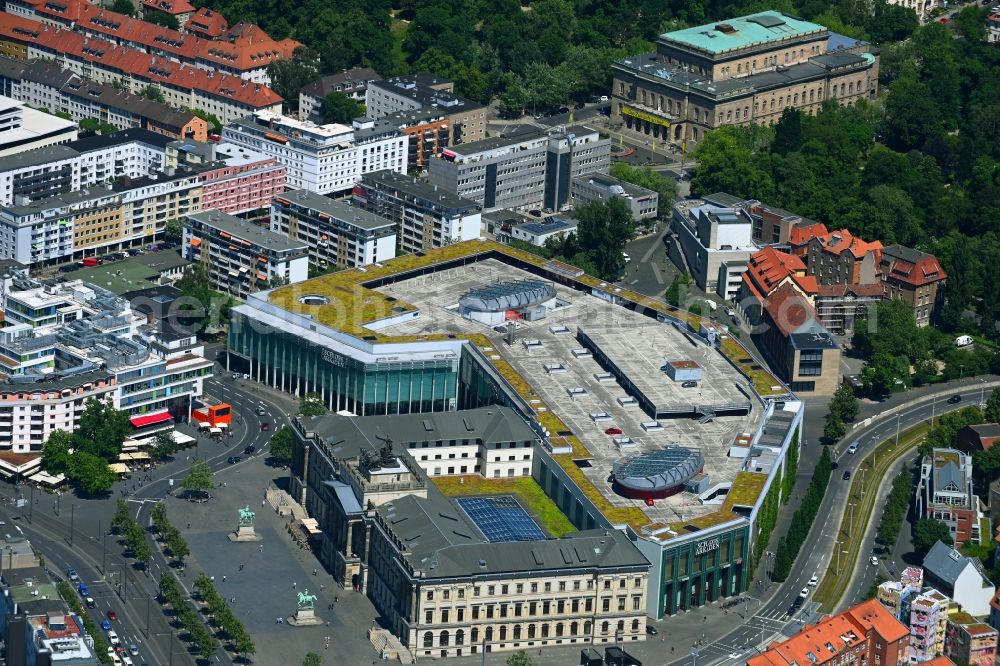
456, 496, 546, 542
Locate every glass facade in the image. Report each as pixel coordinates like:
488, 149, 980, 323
229, 312, 459, 416
658, 526, 749, 616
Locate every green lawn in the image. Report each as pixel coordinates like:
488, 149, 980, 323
433, 475, 577, 538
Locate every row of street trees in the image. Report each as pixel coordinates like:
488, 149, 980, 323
772, 447, 832, 581
150, 502, 190, 564
111, 499, 151, 566
158, 574, 218, 658
193, 573, 256, 658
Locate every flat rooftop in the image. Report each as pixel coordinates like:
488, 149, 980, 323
374, 258, 763, 528
276, 189, 394, 231
187, 210, 306, 253
360, 170, 481, 212
660, 11, 827, 55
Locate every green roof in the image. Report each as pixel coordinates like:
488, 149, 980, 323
72, 253, 188, 294
661, 11, 827, 55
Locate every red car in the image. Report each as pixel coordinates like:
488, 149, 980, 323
106, 610, 118, 621
260, 423, 270, 432
605, 427, 623, 435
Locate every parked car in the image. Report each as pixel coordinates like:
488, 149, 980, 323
948, 395, 962, 404
646, 625, 658, 635
681, 380, 698, 388
605, 427, 623, 435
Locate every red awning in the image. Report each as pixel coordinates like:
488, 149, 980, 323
130, 411, 173, 428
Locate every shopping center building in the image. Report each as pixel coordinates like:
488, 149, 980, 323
229, 239, 802, 623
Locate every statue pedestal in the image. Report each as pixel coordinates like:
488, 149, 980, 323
228, 525, 262, 542
287, 608, 323, 626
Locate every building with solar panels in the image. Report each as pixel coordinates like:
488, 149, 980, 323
612, 447, 705, 499
289, 408, 651, 661
458, 279, 558, 326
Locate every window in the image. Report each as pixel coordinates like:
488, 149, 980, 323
426, 610, 433, 623
559, 581, 566, 592
427, 591, 434, 601
516, 583, 523, 594
530, 583, 538, 593
633, 596, 641, 610
424, 632, 433, 648
441, 610, 449, 623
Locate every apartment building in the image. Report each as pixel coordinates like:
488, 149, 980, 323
354, 170, 482, 253
184, 6, 228, 39
5, 0, 301, 84
0, 94, 76, 157
909, 589, 955, 663
377, 107, 452, 171
748, 599, 908, 666
183, 210, 308, 299
427, 125, 610, 213
271, 189, 396, 270
916, 449, 985, 548
877, 567, 925, 622
612, 11, 879, 148
289, 411, 650, 661
571, 173, 658, 221
0, 13, 284, 124
366, 74, 487, 146
0, 137, 283, 265
880, 244, 947, 327
794, 227, 883, 286
223, 111, 408, 195
923, 542, 995, 617
945, 613, 998, 666
0, 274, 212, 446
140, 0, 195, 25
671, 197, 757, 298
299, 67, 381, 119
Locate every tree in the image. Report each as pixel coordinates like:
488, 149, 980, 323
270, 425, 294, 465
112, 499, 131, 533
831, 384, 860, 422
823, 412, 846, 443
181, 460, 215, 495
984, 387, 1000, 423
267, 48, 320, 114
151, 502, 169, 533
69, 452, 116, 495
110, 0, 135, 15
912, 518, 953, 556
164, 526, 189, 563
507, 651, 535, 666
952, 6, 987, 42
41, 430, 73, 475
299, 392, 327, 417
144, 9, 180, 29
139, 85, 165, 103
609, 162, 678, 216
303, 654, 322, 666
320, 92, 365, 124
74, 398, 131, 460
573, 198, 636, 280
163, 219, 183, 244
150, 430, 178, 461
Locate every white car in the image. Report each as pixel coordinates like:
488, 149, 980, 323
122, 656, 134, 666
799, 587, 809, 599
847, 441, 860, 454
871, 556, 879, 566
107, 630, 120, 645
726, 308, 735, 317
622, 252, 631, 263
808, 574, 819, 586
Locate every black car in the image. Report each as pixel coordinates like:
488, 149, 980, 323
843, 470, 852, 480
243, 445, 256, 455
227, 456, 241, 464
645, 625, 658, 635
947, 394, 962, 404
682, 380, 698, 388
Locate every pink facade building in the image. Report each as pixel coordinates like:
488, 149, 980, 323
199, 158, 286, 215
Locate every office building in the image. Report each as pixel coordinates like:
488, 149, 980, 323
271, 189, 396, 270
880, 244, 947, 327
571, 173, 658, 221
226, 237, 800, 623
923, 541, 995, 617
945, 613, 997, 666
299, 67, 381, 119
183, 210, 308, 299
354, 170, 481, 253
428, 125, 610, 213
671, 197, 757, 298
289, 408, 650, 660
223, 111, 408, 195
916, 449, 985, 548
747, 599, 908, 666
0, 12, 284, 124
0, 94, 76, 157
378, 107, 452, 171
510, 217, 578, 247
611, 11, 879, 148
366, 74, 487, 145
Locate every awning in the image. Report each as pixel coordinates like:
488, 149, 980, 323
130, 411, 173, 428
118, 452, 151, 461
189, 237, 202, 247
217, 422, 228, 429
257, 272, 267, 280
28, 471, 65, 486
109, 463, 130, 474
210, 427, 222, 434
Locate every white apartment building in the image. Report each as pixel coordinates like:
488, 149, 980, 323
0, 273, 212, 453
183, 210, 309, 299
222, 111, 408, 195
671, 197, 758, 298
271, 189, 396, 270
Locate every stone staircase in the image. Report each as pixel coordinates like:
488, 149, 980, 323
369, 627, 414, 664
264, 485, 304, 519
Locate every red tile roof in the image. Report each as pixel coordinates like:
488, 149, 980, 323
744, 247, 808, 299
809, 228, 884, 260
18, 0, 300, 73
788, 221, 829, 247
140, 0, 195, 15
748, 599, 909, 666
763, 282, 818, 337
881, 244, 947, 287
816, 282, 884, 298
185, 6, 227, 38
0, 13, 283, 107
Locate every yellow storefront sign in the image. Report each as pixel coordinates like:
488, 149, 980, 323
621, 105, 671, 128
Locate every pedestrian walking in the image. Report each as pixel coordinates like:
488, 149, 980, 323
320, 584, 325, 591
335, 595, 338, 603
231, 597, 236, 603
222, 575, 227, 582
293, 581, 296, 588
259, 544, 263, 553
313, 568, 317, 576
